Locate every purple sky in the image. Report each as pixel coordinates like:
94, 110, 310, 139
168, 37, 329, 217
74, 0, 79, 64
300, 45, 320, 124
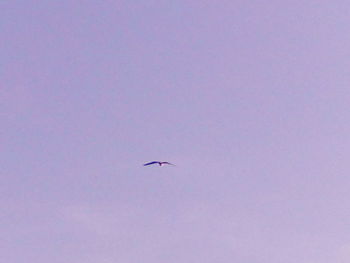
2, 1, 350, 262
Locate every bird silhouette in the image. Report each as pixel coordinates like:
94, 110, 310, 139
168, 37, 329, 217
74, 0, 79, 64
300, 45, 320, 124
143, 161, 175, 166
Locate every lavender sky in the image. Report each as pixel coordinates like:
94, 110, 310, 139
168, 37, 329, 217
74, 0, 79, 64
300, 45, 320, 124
2, 1, 350, 262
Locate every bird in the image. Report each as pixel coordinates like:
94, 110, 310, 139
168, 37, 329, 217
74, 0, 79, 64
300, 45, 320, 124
143, 161, 175, 166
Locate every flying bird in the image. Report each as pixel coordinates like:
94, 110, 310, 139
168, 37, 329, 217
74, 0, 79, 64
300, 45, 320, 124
143, 161, 175, 166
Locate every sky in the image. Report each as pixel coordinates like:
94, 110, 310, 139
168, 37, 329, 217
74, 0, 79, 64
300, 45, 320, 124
2, 1, 350, 262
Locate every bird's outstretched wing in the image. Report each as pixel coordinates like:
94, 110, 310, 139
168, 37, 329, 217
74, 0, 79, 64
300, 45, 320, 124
143, 161, 159, 166
162, 162, 175, 166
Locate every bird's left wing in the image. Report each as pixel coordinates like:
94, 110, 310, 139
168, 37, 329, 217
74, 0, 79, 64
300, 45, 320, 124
143, 161, 158, 166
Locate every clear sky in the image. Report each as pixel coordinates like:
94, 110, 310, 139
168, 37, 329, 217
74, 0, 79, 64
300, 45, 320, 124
2, 1, 350, 262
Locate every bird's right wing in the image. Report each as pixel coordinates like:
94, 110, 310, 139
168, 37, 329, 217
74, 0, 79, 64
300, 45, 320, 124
163, 162, 175, 166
